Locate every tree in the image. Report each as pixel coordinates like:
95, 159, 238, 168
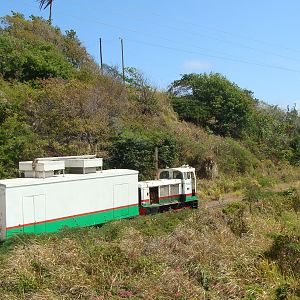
125, 67, 158, 115
244, 102, 300, 164
108, 129, 178, 180
0, 35, 75, 81
38, 0, 54, 22
169, 73, 255, 138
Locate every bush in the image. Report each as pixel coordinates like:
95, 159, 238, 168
108, 129, 178, 180
0, 35, 75, 81
266, 234, 300, 276
222, 202, 248, 236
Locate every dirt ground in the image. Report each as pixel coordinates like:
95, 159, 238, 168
202, 180, 300, 209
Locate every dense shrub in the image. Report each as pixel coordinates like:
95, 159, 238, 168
0, 14, 98, 82
266, 234, 300, 276
0, 35, 75, 81
222, 202, 248, 236
170, 73, 254, 138
108, 129, 178, 180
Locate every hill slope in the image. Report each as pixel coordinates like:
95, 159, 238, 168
1, 14, 299, 181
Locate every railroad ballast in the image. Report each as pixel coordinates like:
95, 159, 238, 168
0, 155, 198, 240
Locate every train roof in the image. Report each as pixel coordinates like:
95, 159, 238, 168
160, 166, 195, 173
0, 169, 138, 188
138, 178, 181, 187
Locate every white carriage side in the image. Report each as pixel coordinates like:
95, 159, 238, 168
0, 155, 139, 240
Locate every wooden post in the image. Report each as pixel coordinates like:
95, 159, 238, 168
154, 147, 159, 179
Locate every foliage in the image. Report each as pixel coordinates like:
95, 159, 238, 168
170, 73, 300, 166
0, 12, 299, 180
243, 183, 264, 213
24, 78, 128, 156
0, 14, 98, 81
244, 102, 300, 164
222, 201, 248, 236
0, 34, 75, 81
125, 67, 159, 116
38, 0, 53, 11
266, 230, 300, 277
108, 129, 178, 180
290, 135, 300, 165
0, 80, 44, 178
215, 138, 260, 174
170, 73, 255, 138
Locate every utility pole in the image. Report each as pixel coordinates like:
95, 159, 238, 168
120, 38, 125, 83
99, 38, 103, 75
154, 147, 159, 179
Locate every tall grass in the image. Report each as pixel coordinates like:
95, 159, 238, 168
0, 187, 299, 299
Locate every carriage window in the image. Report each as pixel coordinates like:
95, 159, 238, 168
184, 172, 191, 180
173, 171, 183, 179
160, 171, 170, 179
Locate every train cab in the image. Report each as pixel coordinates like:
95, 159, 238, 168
138, 165, 198, 214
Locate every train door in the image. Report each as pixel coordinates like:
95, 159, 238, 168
22, 196, 34, 233
182, 172, 192, 195
191, 172, 196, 196
138, 188, 141, 205
149, 187, 159, 204
22, 194, 46, 233
34, 195, 46, 233
113, 184, 129, 218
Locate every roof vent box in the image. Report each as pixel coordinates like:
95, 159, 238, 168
65, 158, 103, 174
19, 160, 65, 178
18, 156, 103, 178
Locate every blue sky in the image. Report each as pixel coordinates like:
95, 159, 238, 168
1, 0, 300, 109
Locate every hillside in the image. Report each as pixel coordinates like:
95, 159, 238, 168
0, 14, 298, 181
0, 13, 300, 300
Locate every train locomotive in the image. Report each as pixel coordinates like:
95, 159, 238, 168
0, 155, 198, 240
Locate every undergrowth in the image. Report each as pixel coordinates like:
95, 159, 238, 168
0, 186, 299, 299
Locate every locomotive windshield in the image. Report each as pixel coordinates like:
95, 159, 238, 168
159, 170, 183, 179
173, 171, 183, 179
159, 171, 170, 179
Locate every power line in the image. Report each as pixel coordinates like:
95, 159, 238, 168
126, 38, 300, 74
142, 9, 300, 55
15, 0, 300, 74
99, 7, 300, 62
20, 0, 300, 58
51, 10, 300, 70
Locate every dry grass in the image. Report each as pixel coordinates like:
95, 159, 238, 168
0, 188, 299, 299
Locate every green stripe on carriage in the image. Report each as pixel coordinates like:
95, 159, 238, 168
6, 205, 139, 238
158, 194, 198, 206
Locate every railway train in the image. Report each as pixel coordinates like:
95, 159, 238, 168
0, 155, 198, 240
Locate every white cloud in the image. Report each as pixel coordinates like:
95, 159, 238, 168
182, 59, 212, 72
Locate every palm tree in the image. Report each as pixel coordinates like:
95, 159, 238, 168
38, 0, 54, 22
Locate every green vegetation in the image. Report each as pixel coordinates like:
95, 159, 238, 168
0, 13, 299, 180
170, 73, 300, 165
0, 187, 299, 299
170, 73, 254, 138
108, 129, 178, 180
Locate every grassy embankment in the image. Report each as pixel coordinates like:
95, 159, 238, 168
0, 183, 299, 300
